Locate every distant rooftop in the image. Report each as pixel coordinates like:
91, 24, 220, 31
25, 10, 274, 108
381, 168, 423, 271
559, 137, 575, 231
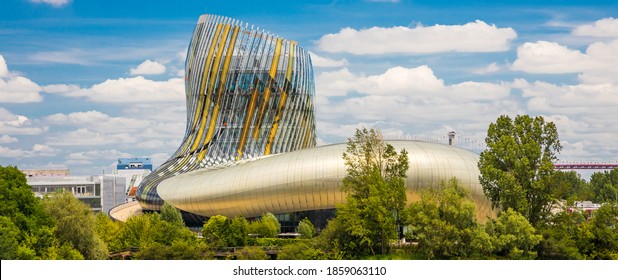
117, 157, 152, 171
21, 169, 70, 177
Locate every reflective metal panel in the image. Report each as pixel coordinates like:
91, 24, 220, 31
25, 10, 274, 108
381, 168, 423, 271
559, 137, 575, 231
157, 141, 492, 218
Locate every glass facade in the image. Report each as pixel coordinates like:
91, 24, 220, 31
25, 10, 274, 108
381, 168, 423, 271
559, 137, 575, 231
137, 14, 316, 210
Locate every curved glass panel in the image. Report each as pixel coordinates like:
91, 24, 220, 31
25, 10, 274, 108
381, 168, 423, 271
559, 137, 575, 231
137, 15, 316, 210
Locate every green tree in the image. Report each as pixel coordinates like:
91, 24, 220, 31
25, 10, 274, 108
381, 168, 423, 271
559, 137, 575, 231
405, 179, 491, 259
478, 115, 562, 225
249, 212, 280, 238
227, 216, 249, 247
278, 241, 327, 260
236, 246, 268, 260
332, 128, 409, 256
550, 171, 592, 203
41, 191, 108, 260
537, 211, 587, 259
135, 240, 214, 260
297, 217, 316, 239
587, 203, 618, 259
160, 202, 184, 227
314, 216, 349, 259
0, 216, 20, 259
589, 169, 618, 203
485, 208, 542, 259
94, 212, 123, 253
118, 212, 197, 253
202, 215, 229, 247
0, 166, 57, 259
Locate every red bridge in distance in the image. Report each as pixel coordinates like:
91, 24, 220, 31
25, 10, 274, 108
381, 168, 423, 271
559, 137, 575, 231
554, 162, 618, 170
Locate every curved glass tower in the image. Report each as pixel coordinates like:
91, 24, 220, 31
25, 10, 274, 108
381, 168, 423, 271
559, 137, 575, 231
137, 15, 316, 210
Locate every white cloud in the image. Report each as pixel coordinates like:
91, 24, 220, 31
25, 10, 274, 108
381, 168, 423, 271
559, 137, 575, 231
138, 140, 165, 149
0, 55, 8, 77
523, 82, 618, 114
0, 135, 18, 144
57, 76, 184, 103
148, 152, 172, 168
309, 52, 348, 68
517, 81, 618, 161
42, 84, 80, 93
45, 110, 110, 125
67, 149, 131, 161
511, 40, 618, 84
315, 65, 518, 140
315, 68, 360, 97
317, 65, 509, 98
29, 49, 90, 65
362, 66, 445, 94
572, 18, 618, 38
130, 60, 167, 75
0, 108, 48, 135
0, 55, 44, 103
511, 41, 591, 73
29, 0, 70, 8
44, 110, 184, 141
316, 20, 517, 55
473, 62, 501, 74
0, 144, 58, 158
46, 128, 137, 146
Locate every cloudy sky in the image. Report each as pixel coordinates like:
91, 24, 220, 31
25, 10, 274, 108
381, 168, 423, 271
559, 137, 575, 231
1, 0, 617, 176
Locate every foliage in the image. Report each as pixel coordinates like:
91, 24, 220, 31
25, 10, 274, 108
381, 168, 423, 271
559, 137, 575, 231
536, 211, 587, 259
589, 169, 618, 203
202, 215, 229, 247
329, 127, 409, 257
227, 216, 249, 247
235, 246, 268, 260
202, 215, 249, 247
248, 237, 303, 247
41, 191, 108, 260
42, 242, 84, 260
550, 171, 592, 203
297, 217, 316, 239
94, 212, 123, 253
478, 115, 561, 225
536, 203, 618, 260
248, 212, 280, 238
118, 212, 197, 252
405, 178, 491, 259
160, 202, 184, 227
0, 216, 20, 259
484, 208, 542, 259
277, 240, 328, 260
135, 241, 214, 260
0, 166, 57, 259
587, 203, 618, 259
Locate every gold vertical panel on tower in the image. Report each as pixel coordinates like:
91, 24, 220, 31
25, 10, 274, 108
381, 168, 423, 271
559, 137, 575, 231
137, 15, 316, 210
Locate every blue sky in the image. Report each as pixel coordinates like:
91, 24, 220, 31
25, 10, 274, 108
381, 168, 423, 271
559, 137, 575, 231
1, 0, 617, 176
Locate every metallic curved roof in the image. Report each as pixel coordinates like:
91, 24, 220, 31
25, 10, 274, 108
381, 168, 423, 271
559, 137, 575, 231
157, 140, 492, 218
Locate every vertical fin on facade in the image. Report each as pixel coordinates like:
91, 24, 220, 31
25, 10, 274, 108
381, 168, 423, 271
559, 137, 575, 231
237, 78, 261, 159
265, 41, 296, 155
199, 25, 240, 161
252, 37, 283, 141
191, 23, 224, 153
